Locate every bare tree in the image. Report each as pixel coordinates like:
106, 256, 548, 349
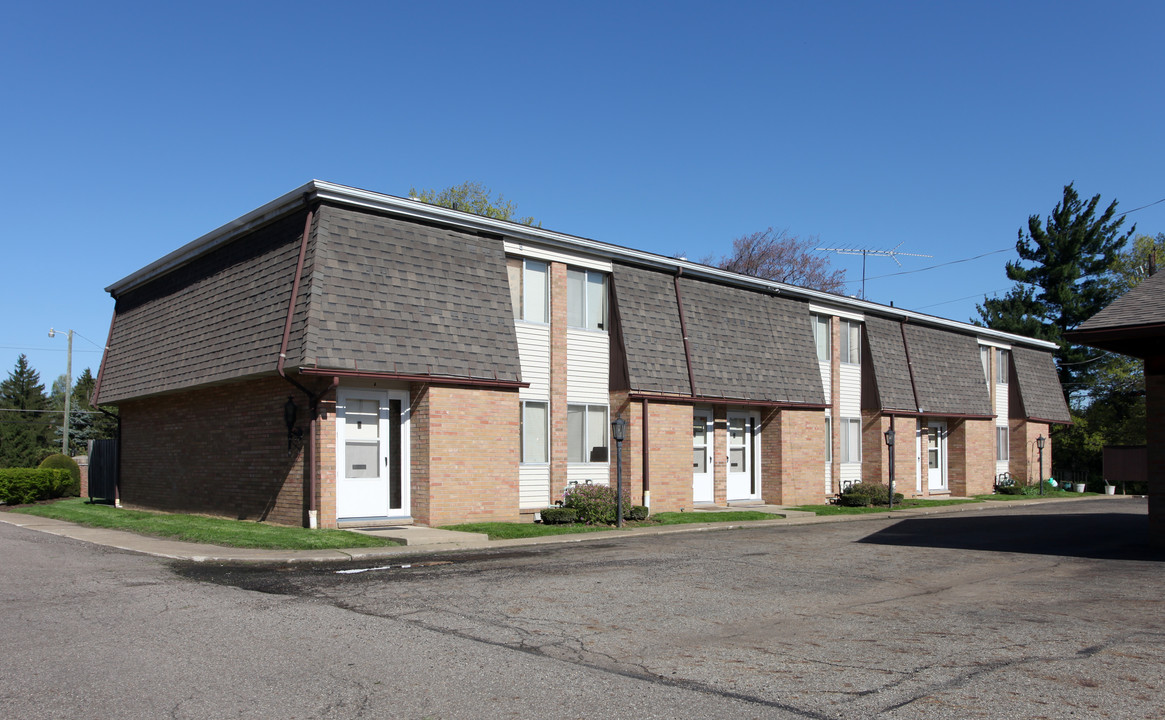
703, 228, 846, 293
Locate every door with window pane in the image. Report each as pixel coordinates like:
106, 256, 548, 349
693, 410, 713, 503
337, 388, 409, 520
726, 411, 760, 500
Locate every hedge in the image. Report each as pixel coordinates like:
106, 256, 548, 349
0, 468, 74, 505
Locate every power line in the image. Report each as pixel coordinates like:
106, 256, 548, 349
1118, 196, 1165, 217
841, 247, 1013, 286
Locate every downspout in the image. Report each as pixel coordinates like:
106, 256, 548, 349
673, 269, 698, 397
641, 397, 650, 509
277, 199, 322, 527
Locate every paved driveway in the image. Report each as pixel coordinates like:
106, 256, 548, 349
4, 497, 1162, 719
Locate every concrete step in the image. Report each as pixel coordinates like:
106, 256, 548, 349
349, 525, 489, 546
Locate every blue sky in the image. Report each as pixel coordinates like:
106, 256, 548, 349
3, 1, 1162, 390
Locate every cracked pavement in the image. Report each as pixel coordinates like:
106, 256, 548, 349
5, 497, 1163, 718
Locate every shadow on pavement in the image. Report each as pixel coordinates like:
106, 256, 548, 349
858, 511, 1164, 561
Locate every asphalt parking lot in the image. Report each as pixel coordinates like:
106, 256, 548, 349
3, 497, 1161, 719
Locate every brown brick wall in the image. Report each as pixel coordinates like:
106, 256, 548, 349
647, 401, 694, 512
408, 384, 431, 525
947, 418, 994, 496
762, 407, 827, 506
858, 413, 920, 498
420, 385, 521, 527
118, 376, 308, 527
713, 406, 728, 504
316, 390, 336, 527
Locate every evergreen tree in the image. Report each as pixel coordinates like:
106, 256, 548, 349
976, 184, 1135, 403
67, 368, 118, 454
0, 355, 53, 467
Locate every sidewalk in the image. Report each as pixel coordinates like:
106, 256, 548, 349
0, 496, 1113, 564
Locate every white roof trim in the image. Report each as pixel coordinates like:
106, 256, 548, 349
105, 180, 1059, 351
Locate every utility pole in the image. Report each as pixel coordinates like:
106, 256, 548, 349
48, 328, 72, 455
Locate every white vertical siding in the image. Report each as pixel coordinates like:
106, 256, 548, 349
516, 323, 550, 401
840, 463, 862, 488
566, 329, 609, 403
838, 364, 861, 417
567, 465, 609, 487
818, 360, 831, 399
519, 465, 551, 509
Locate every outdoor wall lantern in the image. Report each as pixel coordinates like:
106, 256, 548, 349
884, 426, 896, 510
284, 396, 304, 455
1036, 435, 1046, 495
611, 417, 628, 528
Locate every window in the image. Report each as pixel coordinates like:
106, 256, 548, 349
567, 268, 606, 331
521, 401, 549, 463
840, 320, 861, 365
824, 415, 832, 463
996, 426, 1009, 462
996, 349, 1009, 384
509, 259, 549, 323
980, 346, 990, 382
813, 314, 830, 363
840, 417, 861, 463
568, 404, 609, 462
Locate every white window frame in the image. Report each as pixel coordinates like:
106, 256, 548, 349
520, 401, 549, 464
840, 320, 861, 365
996, 425, 1009, 462
813, 313, 830, 363
840, 417, 861, 463
567, 267, 607, 331
981, 346, 990, 383
567, 403, 609, 463
521, 259, 549, 324
996, 349, 1009, 385
824, 415, 833, 463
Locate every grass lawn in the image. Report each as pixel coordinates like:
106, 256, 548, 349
6, 498, 401, 550
444, 510, 777, 540
789, 498, 981, 516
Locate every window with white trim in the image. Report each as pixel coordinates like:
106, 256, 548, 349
996, 349, 1009, 384
567, 404, 609, 462
824, 415, 832, 462
840, 320, 861, 365
813, 314, 830, 362
981, 346, 990, 382
996, 425, 1009, 462
521, 401, 549, 463
567, 268, 607, 331
509, 259, 549, 323
840, 417, 861, 463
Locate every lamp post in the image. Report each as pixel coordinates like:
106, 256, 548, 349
884, 423, 896, 510
612, 417, 627, 528
48, 328, 73, 456
1036, 435, 1046, 495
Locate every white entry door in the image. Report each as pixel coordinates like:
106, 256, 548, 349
693, 410, 714, 503
336, 388, 410, 520
726, 411, 760, 500
927, 421, 947, 491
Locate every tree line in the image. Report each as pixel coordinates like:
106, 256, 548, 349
0, 354, 117, 467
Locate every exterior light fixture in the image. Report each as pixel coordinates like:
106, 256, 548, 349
884, 424, 896, 510
611, 417, 628, 527
284, 396, 303, 454
1036, 435, 1046, 495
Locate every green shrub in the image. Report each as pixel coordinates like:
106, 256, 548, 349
627, 505, 649, 521
998, 485, 1026, 495
38, 454, 81, 496
563, 483, 630, 524
539, 507, 579, 524
0, 468, 73, 505
838, 482, 902, 507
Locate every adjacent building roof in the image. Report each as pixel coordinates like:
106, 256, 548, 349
1067, 270, 1165, 359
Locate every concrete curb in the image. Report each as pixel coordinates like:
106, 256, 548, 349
0, 495, 1126, 564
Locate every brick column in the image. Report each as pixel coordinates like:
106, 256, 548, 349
830, 316, 841, 493
713, 406, 727, 504
549, 262, 569, 500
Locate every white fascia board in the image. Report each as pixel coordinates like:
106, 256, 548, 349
105, 179, 1059, 352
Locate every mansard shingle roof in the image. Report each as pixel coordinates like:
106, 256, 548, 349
1011, 347, 1071, 423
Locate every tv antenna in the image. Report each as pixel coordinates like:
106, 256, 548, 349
815, 242, 933, 299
